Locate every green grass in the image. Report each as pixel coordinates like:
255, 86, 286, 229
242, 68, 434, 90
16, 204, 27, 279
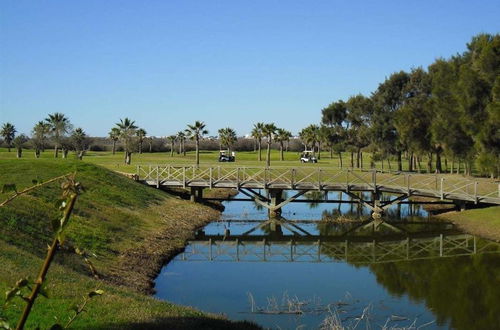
0, 159, 258, 329
0, 148, 421, 173
437, 206, 500, 242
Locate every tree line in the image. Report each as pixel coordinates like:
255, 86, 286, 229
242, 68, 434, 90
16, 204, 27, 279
315, 33, 499, 177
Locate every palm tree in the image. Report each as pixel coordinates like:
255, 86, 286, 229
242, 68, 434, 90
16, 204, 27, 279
186, 121, 208, 166
136, 128, 147, 154
116, 118, 138, 164
299, 125, 319, 156
12, 134, 28, 158
251, 122, 265, 161
177, 131, 186, 155
45, 113, 71, 158
32, 121, 50, 157
1, 122, 16, 152
275, 128, 292, 161
262, 123, 277, 167
71, 128, 88, 160
108, 127, 120, 155
167, 135, 176, 157
218, 127, 237, 152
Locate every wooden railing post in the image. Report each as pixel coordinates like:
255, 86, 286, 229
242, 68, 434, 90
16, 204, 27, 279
237, 168, 240, 188
318, 169, 322, 190
183, 167, 186, 188
407, 174, 411, 195
440, 178, 445, 200
291, 168, 295, 189
156, 165, 159, 188
209, 167, 213, 188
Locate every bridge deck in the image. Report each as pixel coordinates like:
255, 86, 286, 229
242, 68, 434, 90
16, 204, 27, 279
137, 165, 500, 205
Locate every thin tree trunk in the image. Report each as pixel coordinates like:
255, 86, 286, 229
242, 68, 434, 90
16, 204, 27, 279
435, 151, 442, 173
360, 152, 363, 169
195, 138, 200, 166
350, 152, 354, 168
409, 152, 413, 172
183, 141, 186, 156
280, 143, 284, 161
451, 156, 455, 174
318, 142, 321, 160
427, 153, 432, 173
54, 145, 59, 158
112, 141, 116, 155
266, 139, 272, 167
16, 148, 22, 158
338, 152, 343, 169
397, 151, 402, 171
125, 152, 131, 165
170, 143, 174, 157
258, 140, 262, 161
356, 149, 360, 168
139, 141, 143, 154
35, 149, 40, 158
387, 158, 392, 171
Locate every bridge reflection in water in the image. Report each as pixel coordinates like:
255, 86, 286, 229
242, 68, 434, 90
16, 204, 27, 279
180, 219, 500, 264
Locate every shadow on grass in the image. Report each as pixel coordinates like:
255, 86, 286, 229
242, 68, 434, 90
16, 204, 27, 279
92, 316, 261, 330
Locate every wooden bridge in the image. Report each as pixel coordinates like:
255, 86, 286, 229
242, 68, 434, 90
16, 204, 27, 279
136, 165, 500, 216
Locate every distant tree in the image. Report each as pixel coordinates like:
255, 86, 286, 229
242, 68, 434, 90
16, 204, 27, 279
177, 131, 186, 155
136, 128, 147, 154
299, 125, 320, 156
116, 118, 138, 164
45, 113, 72, 158
60, 137, 72, 159
186, 121, 208, 166
12, 134, 28, 158
147, 137, 153, 153
262, 123, 277, 167
275, 128, 292, 161
218, 127, 237, 152
32, 121, 50, 157
322, 100, 347, 128
71, 128, 88, 160
395, 67, 432, 172
1, 122, 16, 152
167, 135, 176, 157
251, 122, 265, 161
108, 127, 120, 155
477, 77, 500, 178
346, 94, 374, 169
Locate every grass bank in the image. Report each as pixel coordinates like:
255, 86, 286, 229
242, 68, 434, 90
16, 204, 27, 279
0, 159, 258, 329
436, 206, 500, 242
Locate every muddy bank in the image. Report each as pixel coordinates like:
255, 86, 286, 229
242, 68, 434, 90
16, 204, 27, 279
110, 189, 237, 294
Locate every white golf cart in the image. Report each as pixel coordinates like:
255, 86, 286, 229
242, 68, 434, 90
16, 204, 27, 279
218, 150, 236, 162
300, 150, 317, 163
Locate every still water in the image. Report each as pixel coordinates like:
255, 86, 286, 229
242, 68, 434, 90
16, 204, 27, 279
155, 191, 500, 329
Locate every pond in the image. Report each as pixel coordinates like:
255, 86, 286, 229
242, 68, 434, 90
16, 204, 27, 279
155, 191, 500, 329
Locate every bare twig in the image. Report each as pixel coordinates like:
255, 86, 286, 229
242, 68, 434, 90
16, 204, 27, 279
0, 173, 72, 207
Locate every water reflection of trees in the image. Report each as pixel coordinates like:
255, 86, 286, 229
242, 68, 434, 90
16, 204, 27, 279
369, 253, 500, 330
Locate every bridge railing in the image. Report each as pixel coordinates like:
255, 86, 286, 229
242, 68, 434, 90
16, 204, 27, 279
136, 165, 500, 204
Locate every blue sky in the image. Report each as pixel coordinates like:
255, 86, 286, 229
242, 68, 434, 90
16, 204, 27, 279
1, 1, 499, 137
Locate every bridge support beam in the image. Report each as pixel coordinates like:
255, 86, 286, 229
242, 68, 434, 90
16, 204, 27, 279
190, 187, 204, 202
268, 189, 284, 217
238, 188, 309, 217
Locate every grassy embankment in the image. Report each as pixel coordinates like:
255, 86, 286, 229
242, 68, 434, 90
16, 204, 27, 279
0, 159, 258, 329
436, 207, 500, 242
